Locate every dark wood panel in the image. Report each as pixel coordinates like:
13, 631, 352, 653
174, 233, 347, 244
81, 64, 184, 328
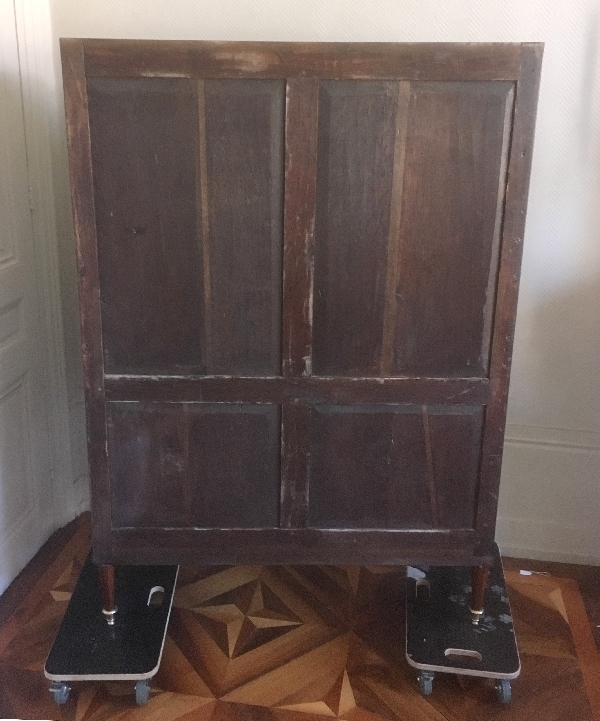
60, 40, 543, 571
81, 40, 524, 81
426, 407, 484, 528
107, 527, 481, 566
311, 80, 514, 378
87, 77, 205, 374
203, 80, 285, 374
309, 405, 431, 529
312, 80, 398, 376
104, 375, 490, 405
107, 402, 281, 529
308, 405, 482, 530
392, 81, 514, 376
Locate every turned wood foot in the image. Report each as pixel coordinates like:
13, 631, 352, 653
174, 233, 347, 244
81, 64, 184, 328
469, 565, 490, 625
99, 564, 117, 625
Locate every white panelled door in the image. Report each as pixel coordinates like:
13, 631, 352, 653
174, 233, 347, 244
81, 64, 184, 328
0, 0, 55, 594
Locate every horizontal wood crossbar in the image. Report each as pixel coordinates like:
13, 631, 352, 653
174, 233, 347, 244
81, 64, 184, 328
79, 40, 526, 80
105, 528, 483, 566
104, 375, 490, 405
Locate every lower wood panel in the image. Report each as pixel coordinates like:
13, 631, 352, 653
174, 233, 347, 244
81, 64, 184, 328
308, 404, 483, 530
107, 402, 281, 529
103, 399, 486, 568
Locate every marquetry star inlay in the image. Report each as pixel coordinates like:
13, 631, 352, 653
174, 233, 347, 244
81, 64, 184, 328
194, 579, 303, 658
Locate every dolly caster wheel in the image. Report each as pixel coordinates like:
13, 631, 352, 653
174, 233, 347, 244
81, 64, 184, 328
50, 680, 70, 705
135, 679, 150, 706
418, 671, 434, 696
495, 678, 511, 703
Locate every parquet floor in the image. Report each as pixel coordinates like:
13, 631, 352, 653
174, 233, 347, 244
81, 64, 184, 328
0, 516, 599, 721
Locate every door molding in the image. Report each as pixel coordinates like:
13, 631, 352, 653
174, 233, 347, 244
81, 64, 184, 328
13, 0, 87, 528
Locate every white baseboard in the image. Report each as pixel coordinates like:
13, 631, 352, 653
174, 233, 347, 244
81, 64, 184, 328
496, 516, 600, 565
497, 423, 600, 565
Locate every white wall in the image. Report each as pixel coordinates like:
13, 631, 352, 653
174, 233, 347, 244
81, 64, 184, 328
48, 0, 600, 563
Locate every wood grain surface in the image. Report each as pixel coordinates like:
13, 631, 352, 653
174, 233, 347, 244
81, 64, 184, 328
60, 40, 543, 573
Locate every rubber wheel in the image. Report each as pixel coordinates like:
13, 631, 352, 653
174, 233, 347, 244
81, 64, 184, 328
495, 679, 511, 703
135, 679, 150, 706
50, 681, 70, 705
418, 672, 434, 696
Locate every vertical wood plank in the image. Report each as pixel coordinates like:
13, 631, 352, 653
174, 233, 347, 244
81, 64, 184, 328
59, 39, 110, 559
203, 80, 285, 375
282, 77, 319, 377
280, 78, 318, 527
280, 403, 312, 528
391, 81, 514, 377
475, 43, 543, 550
197, 80, 213, 374
89, 77, 203, 374
480, 86, 515, 369
421, 405, 440, 528
381, 81, 411, 376
312, 81, 398, 377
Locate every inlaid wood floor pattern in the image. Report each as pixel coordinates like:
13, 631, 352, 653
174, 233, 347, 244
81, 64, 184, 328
0, 517, 599, 721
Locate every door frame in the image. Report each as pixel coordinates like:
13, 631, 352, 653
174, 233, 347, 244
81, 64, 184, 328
12, 0, 87, 529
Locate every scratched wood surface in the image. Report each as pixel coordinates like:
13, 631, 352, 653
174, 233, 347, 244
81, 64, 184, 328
60, 40, 542, 568
1, 515, 600, 720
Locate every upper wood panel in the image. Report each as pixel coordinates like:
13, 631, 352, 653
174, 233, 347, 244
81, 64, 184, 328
77, 42, 536, 383
393, 81, 513, 376
87, 77, 284, 375
88, 77, 204, 374
312, 80, 513, 377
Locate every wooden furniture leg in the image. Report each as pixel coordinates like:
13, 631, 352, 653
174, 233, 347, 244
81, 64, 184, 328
99, 564, 117, 625
470, 565, 490, 625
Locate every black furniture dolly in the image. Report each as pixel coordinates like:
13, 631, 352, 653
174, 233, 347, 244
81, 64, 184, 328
406, 543, 520, 704
44, 555, 178, 706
